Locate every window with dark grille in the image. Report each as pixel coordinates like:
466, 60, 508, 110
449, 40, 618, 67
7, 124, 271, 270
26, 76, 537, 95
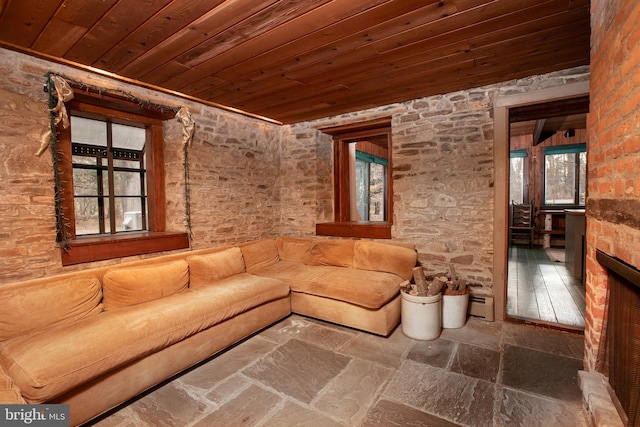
71, 116, 148, 236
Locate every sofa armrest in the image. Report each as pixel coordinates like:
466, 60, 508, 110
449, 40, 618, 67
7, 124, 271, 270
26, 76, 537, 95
0, 363, 25, 404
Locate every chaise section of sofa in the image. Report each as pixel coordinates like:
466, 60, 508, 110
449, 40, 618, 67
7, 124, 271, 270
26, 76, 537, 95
240, 237, 417, 336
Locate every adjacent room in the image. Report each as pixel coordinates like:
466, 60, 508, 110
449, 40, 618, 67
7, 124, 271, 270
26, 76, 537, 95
0, 1, 638, 426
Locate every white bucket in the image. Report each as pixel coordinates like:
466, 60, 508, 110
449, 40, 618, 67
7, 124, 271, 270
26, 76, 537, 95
442, 293, 469, 329
401, 291, 441, 340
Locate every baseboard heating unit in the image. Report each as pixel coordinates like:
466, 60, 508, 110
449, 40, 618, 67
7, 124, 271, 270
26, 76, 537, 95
468, 294, 495, 321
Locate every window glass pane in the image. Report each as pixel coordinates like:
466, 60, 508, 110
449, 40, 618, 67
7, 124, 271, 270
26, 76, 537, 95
113, 159, 141, 169
369, 163, 386, 221
545, 153, 576, 204
72, 155, 97, 165
113, 171, 142, 196
112, 123, 146, 150
73, 168, 98, 196
74, 197, 100, 235
579, 151, 587, 205
510, 157, 525, 204
71, 116, 107, 146
355, 159, 369, 221
116, 199, 143, 232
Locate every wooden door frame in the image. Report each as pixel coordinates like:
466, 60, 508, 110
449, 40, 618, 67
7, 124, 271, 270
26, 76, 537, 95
492, 80, 590, 321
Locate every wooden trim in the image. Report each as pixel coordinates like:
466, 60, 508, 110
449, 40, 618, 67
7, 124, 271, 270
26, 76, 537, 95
0, 41, 282, 125
70, 89, 178, 121
320, 117, 392, 135
61, 232, 190, 266
493, 81, 590, 322
146, 124, 165, 231
316, 222, 392, 239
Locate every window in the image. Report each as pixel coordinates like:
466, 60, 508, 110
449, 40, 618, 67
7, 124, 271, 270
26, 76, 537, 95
509, 149, 527, 204
71, 116, 148, 235
317, 118, 392, 239
544, 143, 586, 206
355, 151, 388, 221
57, 91, 188, 265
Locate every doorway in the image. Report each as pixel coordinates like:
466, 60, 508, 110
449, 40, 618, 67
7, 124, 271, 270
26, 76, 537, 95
506, 97, 588, 329
492, 81, 590, 328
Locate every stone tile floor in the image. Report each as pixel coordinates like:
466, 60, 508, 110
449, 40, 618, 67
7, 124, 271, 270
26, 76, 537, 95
90, 315, 587, 427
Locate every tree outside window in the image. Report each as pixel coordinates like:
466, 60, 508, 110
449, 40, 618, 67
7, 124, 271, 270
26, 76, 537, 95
544, 144, 586, 206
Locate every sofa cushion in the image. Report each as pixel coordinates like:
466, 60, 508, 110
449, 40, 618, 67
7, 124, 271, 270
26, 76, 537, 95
187, 247, 245, 288
253, 260, 338, 287
306, 239, 355, 267
276, 237, 313, 263
238, 239, 279, 272
0, 274, 290, 403
254, 261, 401, 309
353, 241, 417, 281
102, 260, 189, 310
0, 276, 102, 341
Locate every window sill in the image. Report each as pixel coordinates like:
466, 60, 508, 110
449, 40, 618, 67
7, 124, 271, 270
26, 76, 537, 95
316, 222, 391, 239
60, 231, 190, 266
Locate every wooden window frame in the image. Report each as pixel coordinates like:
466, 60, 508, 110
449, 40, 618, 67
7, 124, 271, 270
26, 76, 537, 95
317, 118, 393, 239
57, 90, 188, 265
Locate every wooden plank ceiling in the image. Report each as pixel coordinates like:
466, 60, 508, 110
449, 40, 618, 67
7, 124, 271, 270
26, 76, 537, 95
0, 0, 590, 124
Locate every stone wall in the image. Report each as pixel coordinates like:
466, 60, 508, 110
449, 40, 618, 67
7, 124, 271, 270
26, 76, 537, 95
0, 48, 281, 283
584, 0, 640, 370
0, 46, 590, 293
282, 66, 590, 291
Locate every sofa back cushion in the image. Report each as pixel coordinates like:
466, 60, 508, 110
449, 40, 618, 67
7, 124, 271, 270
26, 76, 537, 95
0, 276, 103, 341
187, 247, 245, 287
353, 241, 417, 280
276, 237, 313, 263
102, 260, 189, 310
238, 239, 279, 272
306, 239, 355, 267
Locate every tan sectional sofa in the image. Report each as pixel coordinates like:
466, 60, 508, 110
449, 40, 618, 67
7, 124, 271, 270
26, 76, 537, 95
0, 237, 416, 426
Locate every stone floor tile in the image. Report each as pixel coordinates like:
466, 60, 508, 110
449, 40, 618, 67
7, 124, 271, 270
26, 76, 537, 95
362, 399, 463, 427
127, 382, 211, 426
91, 407, 144, 427
338, 326, 415, 368
383, 360, 496, 426
192, 385, 281, 427
259, 315, 357, 351
406, 339, 457, 369
179, 336, 278, 390
501, 322, 584, 359
261, 401, 345, 427
242, 339, 351, 404
498, 387, 587, 427
203, 374, 252, 407
313, 358, 393, 425
450, 342, 501, 382
501, 345, 583, 402
439, 317, 503, 351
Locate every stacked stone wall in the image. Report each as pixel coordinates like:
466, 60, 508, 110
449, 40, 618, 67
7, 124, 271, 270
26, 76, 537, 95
0, 49, 281, 283
283, 67, 590, 290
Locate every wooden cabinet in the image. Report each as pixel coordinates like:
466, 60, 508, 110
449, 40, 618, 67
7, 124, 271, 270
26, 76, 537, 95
565, 209, 586, 280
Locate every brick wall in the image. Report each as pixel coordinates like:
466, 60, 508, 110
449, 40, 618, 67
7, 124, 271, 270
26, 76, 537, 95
584, 0, 640, 370
0, 49, 281, 283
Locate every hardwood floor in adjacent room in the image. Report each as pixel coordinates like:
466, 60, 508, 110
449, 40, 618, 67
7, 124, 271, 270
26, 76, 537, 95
507, 246, 586, 330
